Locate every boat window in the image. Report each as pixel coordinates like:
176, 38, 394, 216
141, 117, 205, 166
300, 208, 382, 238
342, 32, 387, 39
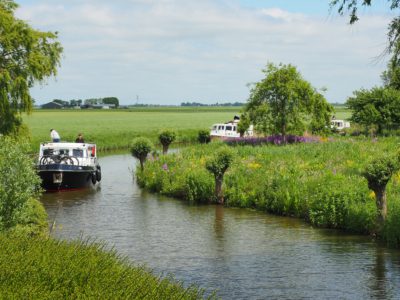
73, 149, 84, 157
226, 126, 232, 131
58, 149, 70, 156
43, 149, 53, 156
233, 126, 236, 131
212, 126, 217, 130
218, 125, 224, 130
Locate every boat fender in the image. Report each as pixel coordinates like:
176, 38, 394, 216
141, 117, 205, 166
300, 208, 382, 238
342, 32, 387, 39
96, 166, 101, 182
91, 173, 97, 184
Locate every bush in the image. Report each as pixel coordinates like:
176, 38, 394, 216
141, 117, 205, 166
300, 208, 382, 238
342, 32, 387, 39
159, 129, 176, 154
0, 137, 42, 231
198, 130, 211, 144
130, 137, 153, 171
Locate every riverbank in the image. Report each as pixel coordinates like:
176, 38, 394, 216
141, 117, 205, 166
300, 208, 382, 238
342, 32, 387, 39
136, 137, 400, 247
0, 234, 207, 299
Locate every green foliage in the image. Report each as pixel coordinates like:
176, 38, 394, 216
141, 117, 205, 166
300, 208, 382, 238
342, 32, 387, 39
0, 1, 63, 135
0, 235, 207, 299
237, 114, 251, 136
102, 97, 119, 107
198, 130, 211, 144
0, 137, 42, 230
245, 62, 332, 137
205, 147, 235, 179
130, 137, 153, 170
158, 129, 176, 154
10, 198, 48, 238
362, 154, 400, 191
346, 87, 400, 134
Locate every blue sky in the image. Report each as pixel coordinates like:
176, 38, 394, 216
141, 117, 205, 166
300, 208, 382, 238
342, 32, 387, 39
15, 0, 393, 105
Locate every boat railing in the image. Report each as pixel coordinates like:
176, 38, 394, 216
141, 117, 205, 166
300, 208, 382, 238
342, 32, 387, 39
39, 155, 80, 166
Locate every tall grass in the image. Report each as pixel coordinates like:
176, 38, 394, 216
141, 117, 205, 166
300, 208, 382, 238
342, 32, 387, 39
0, 234, 209, 299
136, 137, 400, 247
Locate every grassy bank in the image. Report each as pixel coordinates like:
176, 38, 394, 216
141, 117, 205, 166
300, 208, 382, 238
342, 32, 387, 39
0, 235, 207, 299
24, 108, 240, 151
136, 138, 400, 247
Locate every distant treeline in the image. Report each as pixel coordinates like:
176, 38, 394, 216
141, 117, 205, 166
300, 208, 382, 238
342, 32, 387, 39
181, 102, 245, 107
51, 97, 119, 107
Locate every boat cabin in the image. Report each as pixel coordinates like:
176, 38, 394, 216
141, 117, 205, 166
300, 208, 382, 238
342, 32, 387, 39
330, 119, 350, 131
38, 142, 98, 167
210, 120, 254, 138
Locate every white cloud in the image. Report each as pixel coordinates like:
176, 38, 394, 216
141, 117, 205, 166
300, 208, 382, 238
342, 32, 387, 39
16, 0, 389, 104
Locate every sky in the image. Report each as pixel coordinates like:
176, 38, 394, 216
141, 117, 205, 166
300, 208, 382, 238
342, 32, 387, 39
15, 0, 395, 105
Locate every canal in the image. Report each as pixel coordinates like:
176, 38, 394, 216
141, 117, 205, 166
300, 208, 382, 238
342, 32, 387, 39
41, 154, 400, 299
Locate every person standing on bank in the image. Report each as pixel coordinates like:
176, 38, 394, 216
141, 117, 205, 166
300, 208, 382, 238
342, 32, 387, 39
75, 133, 85, 143
50, 129, 60, 142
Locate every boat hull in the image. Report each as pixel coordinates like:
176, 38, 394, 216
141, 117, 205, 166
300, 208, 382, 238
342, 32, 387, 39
37, 164, 99, 191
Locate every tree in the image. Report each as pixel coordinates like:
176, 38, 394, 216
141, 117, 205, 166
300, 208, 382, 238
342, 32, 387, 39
102, 97, 119, 108
346, 87, 400, 133
205, 147, 234, 205
158, 130, 176, 154
310, 92, 335, 134
362, 154, 399, 233
0, 1, 62, 135
130, 137, 153, 171
244, 62, 332, 139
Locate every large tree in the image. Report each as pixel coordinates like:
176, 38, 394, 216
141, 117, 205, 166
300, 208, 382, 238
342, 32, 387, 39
0, 0, 62, 135
346, 87, 400, 133
244, 62, 332, 138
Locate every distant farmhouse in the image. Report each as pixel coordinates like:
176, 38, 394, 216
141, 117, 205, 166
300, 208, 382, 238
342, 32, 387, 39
41, 97, 119, 109
41, 101, 63, 109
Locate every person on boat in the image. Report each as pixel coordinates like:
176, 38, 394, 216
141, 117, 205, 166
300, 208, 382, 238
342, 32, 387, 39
50, 129, 60, 142
75, 133, 85, 143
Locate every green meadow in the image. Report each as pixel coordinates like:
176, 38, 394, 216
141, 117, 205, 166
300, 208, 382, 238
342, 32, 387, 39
24, 105, 350, 151
24, 107, 241, 151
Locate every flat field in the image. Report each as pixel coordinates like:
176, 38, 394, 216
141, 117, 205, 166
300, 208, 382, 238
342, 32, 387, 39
24, 107, 241, 151
24, 105, 351, 151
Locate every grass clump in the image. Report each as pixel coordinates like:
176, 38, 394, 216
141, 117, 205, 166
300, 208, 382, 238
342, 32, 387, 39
0, 235, 208, 299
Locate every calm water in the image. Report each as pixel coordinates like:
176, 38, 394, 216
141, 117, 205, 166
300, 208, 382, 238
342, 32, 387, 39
41, 154, 400, 299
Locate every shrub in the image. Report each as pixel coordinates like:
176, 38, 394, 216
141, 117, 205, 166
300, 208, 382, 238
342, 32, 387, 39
362, 154, 400, 233
198, 130, 211, 144
0, 137, 42, 231
159, 130, 176, 154
205, 147, 235, 204
130, 137, 153, 171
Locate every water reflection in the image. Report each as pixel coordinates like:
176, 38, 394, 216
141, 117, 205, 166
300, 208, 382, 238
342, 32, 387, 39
40, 154, 400, 299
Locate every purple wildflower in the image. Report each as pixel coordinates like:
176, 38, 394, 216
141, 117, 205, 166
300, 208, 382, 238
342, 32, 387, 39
162, 163, 168, 171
